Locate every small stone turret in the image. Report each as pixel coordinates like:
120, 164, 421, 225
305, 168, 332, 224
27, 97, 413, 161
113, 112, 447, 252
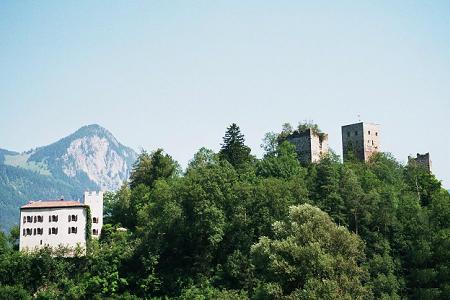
83, 191, 103, 238
408, 153, 432, 173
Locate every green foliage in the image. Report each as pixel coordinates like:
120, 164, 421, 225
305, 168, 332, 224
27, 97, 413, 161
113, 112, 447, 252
0, 125, 449, 299
219, 123, 252, 168
187, 147, 220, 171
177, 283, 248, 300
256, 142, 305, 179
85, 206, 92, 247
0, 285, 31, 300
8, 225, 19, 250
260, 132, 279, 157
129, 149, 179, 189
251, 204, 371, 299
276, 121, 327, 146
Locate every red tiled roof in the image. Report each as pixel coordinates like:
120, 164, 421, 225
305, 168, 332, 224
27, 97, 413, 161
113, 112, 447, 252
21, 200, 86, 209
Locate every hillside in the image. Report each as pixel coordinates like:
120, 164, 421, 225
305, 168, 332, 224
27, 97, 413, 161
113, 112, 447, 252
0, 123, 448, 299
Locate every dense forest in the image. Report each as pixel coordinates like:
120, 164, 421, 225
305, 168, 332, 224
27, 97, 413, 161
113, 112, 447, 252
0, 123, 448, 299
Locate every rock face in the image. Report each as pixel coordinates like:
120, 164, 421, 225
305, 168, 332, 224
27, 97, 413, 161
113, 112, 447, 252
0, 124, 137, 231
28, 124, 137, 191
57, 126, 135, 190
61, 135, 128, 190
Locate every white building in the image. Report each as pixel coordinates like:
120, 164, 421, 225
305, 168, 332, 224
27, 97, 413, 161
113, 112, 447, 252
19, 191, 103, 252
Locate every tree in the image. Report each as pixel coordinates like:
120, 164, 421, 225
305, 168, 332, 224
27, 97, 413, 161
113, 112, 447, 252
251, 204, 371, 299
260, 132, 279, 157
219, 124, 252, 168
311, 153, 346, 226
404, 163, 441, 206
129, 149, 179, 189
257, 141, 305, 180
278, 123, 293, 141
108, 183, 133, 228
187, 148, 219, 171
7, 225, 19, 251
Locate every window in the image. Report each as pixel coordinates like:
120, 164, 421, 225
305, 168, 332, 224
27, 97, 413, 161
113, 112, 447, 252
93, 229, 99, 235
38, 215, 43, 222
23, 229, 25, 236
68, 214, 78, 222
34, 216, 37, 223
24, 228, 32, 236
93, 217, 98, 224
23, 216, 26, 224
37, 228, 43, 235
368, 130, 371, 135
49, 216, 51, 222
40, 240, 43, 245
68, 227, 77, 234
372, 140, 374, 145
49, 227, 58, 235
375, 132, 378, 136
355, 131, 358, 136
33, 228, 36, 235
26, 216, 32, 223
51, 215, 58, 222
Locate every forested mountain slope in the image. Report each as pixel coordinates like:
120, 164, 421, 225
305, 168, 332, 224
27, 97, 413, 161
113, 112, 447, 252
0, 123, 448, 299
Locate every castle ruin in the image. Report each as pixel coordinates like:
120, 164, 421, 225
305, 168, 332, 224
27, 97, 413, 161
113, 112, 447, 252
342, 122, 380, 162
408, 153, 432, 173
286, 128, 328, 164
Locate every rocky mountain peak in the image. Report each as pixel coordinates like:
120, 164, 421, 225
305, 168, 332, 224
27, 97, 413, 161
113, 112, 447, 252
0, 125, 138, 230
6, 124, 137, 191
72, 124, 119, 146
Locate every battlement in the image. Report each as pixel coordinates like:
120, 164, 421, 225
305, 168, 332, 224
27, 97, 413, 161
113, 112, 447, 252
84, 191, 103, 196
408, 153, 432, 173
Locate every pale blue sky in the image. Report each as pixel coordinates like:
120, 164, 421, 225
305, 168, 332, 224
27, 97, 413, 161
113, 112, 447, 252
1, 1, 449, 187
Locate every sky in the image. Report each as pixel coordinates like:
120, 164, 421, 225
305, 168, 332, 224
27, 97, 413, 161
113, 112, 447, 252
0, 1, 449, 187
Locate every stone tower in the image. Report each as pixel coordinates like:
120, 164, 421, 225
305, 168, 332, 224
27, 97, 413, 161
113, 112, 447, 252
83, 191, 103, 238
408, 153, 432, 173
286, 128, 328, 164
342, 122, 380, 162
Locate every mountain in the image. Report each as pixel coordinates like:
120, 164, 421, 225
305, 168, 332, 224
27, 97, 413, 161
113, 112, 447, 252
0, 124, 137, 231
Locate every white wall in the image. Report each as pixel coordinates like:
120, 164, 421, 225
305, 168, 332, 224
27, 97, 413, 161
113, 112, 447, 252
83, 191, 104, 238
19, 206, 87, 251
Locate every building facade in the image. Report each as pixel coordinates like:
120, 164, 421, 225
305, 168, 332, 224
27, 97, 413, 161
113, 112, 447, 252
408, 153, 432, 173
286, 128, 328, 164
19, 191, 103, 252
342, 122, 380, 162
84, 191, 104, 237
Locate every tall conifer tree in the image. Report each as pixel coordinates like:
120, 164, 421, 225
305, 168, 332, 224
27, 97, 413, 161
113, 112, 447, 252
219, 123, 251, 168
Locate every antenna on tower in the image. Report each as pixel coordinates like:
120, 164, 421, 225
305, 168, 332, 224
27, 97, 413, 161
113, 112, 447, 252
357, 114, 361, 122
